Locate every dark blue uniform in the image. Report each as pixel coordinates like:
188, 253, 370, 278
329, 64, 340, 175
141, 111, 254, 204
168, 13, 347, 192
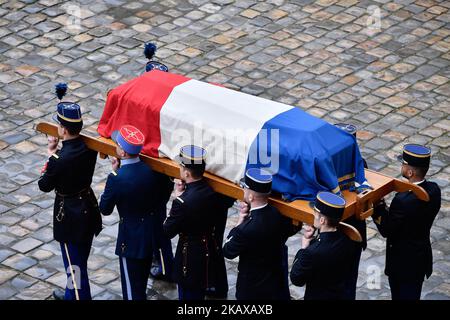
150, 178, 175, 281
342, 215, 367, 299
38, 137, 101, 300
206, 194, 235, 298
342, 158, 368, 299
223, 204, 297, 300
163, 179, 219, 300
100, 158, 173, 300
290, 230, 357, 300
373, 180, 441, 300
142, 44, 174, 282
334, 123, 370, 299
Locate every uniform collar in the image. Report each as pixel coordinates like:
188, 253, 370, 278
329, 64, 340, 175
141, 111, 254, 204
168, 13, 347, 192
62, 136, 82, 146
186, 179, 204, 189
317, 230, 339, 240
121, 157, 140, 166
250, 203, 268, 212
413, 179, 425, 185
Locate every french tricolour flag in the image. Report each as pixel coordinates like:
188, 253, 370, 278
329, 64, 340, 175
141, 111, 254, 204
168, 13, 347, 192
98, 70, 367, 201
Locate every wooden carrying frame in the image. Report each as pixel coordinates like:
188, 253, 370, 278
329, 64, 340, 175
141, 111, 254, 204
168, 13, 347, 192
36, 122, 429, 242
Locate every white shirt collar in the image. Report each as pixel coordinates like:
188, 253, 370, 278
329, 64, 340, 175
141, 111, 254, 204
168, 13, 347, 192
413, 179, 425, 185
121, 157, 140, 166
250, 203, 268, 212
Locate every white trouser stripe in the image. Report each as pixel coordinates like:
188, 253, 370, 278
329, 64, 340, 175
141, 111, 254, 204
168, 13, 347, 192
122, 257, 133, 300
159, 249, 165, 275
64, 243, 80, 300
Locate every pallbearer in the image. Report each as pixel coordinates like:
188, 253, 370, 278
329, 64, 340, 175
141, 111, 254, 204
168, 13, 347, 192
223, 168, 298, 300
372, 144, 441, 300
163, 145, 219, 300
290, 192, 357, 300
99, 125, 172, 300
141, 42, 175, 283
38, 83, 102, 300
334, 123, 368, 300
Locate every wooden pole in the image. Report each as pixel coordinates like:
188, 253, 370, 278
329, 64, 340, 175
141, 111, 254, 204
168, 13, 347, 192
35, 121, 428, 242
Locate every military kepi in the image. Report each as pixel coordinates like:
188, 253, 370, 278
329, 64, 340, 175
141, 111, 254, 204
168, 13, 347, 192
144, 43, 168, 72
397, 144, 431, 168
314, 191, 346, 220
177, 145, 207, 169
52, 83, 82, 127
335, 123, 357, 137
240, 168, 272, 194
112, 125, 145, 155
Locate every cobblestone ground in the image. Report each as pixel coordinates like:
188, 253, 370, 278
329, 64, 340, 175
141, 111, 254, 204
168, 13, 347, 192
0, 0, 449, 300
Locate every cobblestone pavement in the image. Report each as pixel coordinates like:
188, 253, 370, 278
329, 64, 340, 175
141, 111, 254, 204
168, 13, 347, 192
0, 0, 449, 300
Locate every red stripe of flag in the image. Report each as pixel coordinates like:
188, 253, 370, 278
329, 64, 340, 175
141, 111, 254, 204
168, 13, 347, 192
98, 70, 190, 157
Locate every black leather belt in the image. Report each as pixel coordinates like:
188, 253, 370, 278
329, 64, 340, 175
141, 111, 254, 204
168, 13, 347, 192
55, 187, 90, 198
179, 233, 209, 242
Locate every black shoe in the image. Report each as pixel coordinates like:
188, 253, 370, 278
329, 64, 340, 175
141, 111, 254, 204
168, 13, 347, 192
150, 265, 160, 277
53, 289, 65, 300
150, 266, 174, 283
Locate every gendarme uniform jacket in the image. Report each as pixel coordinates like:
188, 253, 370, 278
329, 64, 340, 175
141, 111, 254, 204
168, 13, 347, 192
372, 180, 441, 281
290, 230, 357, 300
38, 137, 101, 244
223, 204, 298, 300
99, 158, 173, 259
344, 215, 367, 250
163, 179, 218, 290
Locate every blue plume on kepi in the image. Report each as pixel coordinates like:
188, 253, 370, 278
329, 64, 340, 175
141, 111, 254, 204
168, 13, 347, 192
144, 43, 156, 60
55, 83, 68, 100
